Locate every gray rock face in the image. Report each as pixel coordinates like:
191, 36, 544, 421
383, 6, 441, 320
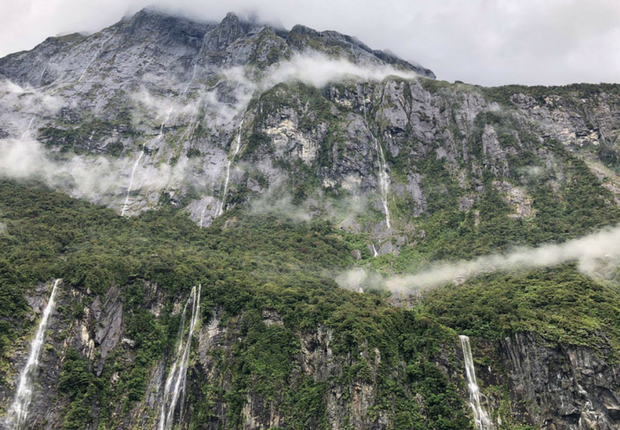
94, 286, 124, 375
2, 11, 620, 428
1, 8, 617, 250
0, 7, 437, 235
499, 333, 620, 429
4, 278, 620, 430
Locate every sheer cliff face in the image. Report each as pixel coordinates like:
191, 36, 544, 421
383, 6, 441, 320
3, 8, 620, 430
7, 282, 620, 430
2, 8, 616, 241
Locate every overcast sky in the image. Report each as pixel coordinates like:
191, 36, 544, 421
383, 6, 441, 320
1, 0, 619, 86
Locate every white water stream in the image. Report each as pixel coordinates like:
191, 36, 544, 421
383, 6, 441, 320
122, 66, 200, 216
158, 285, 201, 430
121, 149, 145, 216
20, 115, 39, 141
459, 335, 493, 430
217, 120, 244, 218
78, 33, 115, 82
5, 279, 61, 430
362, 95, 391, 229
121, 101, 172, 216
199, 118, 244, 226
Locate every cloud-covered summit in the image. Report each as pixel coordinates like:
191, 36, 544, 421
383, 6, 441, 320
1, 0, 619, 86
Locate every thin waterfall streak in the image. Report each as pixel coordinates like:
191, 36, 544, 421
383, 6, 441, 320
37, 64, 48, 87
375, 139, 391, 229
78, 33, 114, 82
180, 65, 197, 98
217, 119, 244, 218
158, 285, 201, 430
21, 84, 62, 140
20, 117, 37, 141
121, 150, 144, 216
459, 335, 493, 430
159, 292, 191, 430
87, 130, 95, 150
362, 93, 391, 229
6, 279, 61, 430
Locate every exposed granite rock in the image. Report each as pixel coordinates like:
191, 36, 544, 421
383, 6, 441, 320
94, 285, 124, 375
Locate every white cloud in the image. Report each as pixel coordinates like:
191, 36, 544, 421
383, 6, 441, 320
0, 137, 191, 199
382, 225, 620, 293
0, 79, 64, 115
267, 52, 417, 88
131, 87, 199, 125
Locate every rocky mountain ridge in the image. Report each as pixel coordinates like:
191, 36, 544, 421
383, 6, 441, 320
2, 7, 620, 430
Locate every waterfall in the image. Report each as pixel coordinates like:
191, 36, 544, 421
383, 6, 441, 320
122, 67, 200, 216
217, 120, 244, 218
180, 65, 197, 98
5, 279, 61, 430
374, 137, 391, 229
78, 33, 115, 82
158, 285, 201, 430
38, 64, 48, 87
459, 335, 493, 430
20, 116, 38, 141
362, 94, 391, 229
199, 119, 244, 226
120, 102, 172, 216
121, 149, 144, 216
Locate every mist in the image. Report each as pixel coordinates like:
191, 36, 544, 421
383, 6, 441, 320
337, 225, 620, 294
267, 52, 418, 88
0, 138, 190, 200
3, 0, 620, 86
0, 80, 63, 112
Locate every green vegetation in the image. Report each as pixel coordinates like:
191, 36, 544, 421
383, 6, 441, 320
3, 73, 620, 429
0, 180, 473, 429
480, 83, 620, 106
423, 265, 620, 355
38, 111, 134, 155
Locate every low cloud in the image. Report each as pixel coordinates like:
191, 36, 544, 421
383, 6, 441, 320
267, 52, 417, 88
0, 138, 117, 195
0, 138, 191, 199
0, 79, 64, 114
248, 192, 313, 222
246, 184, 369, 225
131, 87, 199, 126
335, 267, 385, 293
387, 225, 620, 293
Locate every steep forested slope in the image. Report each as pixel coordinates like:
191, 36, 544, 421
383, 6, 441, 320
2, 7, 620, 430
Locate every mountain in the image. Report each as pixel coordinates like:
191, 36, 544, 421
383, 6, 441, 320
1, 7, 620, 430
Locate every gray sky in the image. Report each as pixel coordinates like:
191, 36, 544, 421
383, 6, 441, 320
1, 0, 619, 86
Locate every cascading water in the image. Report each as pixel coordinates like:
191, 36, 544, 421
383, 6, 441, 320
78, 33, 115, 82
20, 115, 38, 141
158, 285, 201, 430
121, 149, 145, 216
374, 137, 391, 229
459, 335, 493, 430
122, 67, 200, 216
199, 118, 244, 226
217, 119, 244, 218
37, 64, 48, 87
121, 102, 172, 216
5, 279, 61, 430
362, 94, 391, 229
